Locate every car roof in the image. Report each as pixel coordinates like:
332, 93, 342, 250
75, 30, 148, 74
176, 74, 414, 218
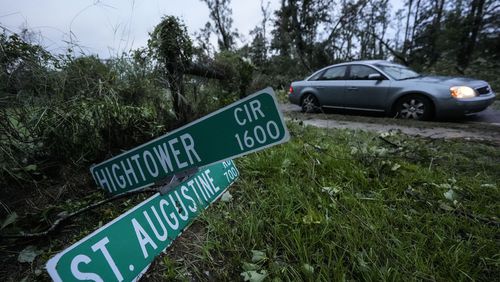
332, 60, 401, 67
304, 60, 405, 81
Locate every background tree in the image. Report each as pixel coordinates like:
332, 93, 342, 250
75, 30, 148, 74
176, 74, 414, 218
201, 0, 238, 51
455, 0, 487, 71
272, 0, 332, 71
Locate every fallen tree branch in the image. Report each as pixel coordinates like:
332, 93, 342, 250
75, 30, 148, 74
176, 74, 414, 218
0, 188, 158, 239
365, 30, 409, 66
186, 63, 226, 80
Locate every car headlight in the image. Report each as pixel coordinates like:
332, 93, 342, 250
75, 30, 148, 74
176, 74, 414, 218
450, 86, 477, 99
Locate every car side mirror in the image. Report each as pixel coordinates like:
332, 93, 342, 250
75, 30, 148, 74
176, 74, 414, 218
368, 73, 383, 80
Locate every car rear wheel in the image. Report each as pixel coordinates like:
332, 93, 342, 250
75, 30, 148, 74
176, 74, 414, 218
394, 95, 432, 120
301, 94, 320, 113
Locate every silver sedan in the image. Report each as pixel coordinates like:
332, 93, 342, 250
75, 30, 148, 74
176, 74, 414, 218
288, 60, 496, 120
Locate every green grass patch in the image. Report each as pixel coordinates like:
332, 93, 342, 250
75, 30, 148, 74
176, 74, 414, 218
164, 123, 499, 281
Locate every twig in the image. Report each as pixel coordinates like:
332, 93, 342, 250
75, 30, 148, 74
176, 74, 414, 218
378, 136, 400, 148
453, 208, 500, 227
0, 188, 158, 239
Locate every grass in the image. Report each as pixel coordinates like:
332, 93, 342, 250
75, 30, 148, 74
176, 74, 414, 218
2, 122, 499, 281
157, 122, 499, 281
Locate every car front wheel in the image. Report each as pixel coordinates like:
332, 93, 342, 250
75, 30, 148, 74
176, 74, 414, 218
394, 95, 433, 120
301, 94, 320, 113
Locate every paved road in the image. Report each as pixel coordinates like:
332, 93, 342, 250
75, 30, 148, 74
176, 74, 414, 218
461, 108, 500, 125
281, 103, 500, 142
280, 103, 500, 125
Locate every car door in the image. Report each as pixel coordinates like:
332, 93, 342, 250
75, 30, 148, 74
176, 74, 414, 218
312, 66, 347, 107
343, 65, 391, 111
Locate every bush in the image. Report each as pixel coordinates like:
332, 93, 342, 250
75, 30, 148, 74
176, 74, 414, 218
0, 33, 177, 186
0, 94, 170, 184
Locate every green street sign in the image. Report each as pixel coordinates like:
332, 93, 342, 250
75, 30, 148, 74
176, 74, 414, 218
91, 87, 288, 195
47, 160, 239, 282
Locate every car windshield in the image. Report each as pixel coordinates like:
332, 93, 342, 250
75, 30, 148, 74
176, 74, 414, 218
375, 64, 420, 80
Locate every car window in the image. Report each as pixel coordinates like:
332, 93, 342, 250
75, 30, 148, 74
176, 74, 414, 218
374, 64, 420, 80
318, 66, 347, 80
308, 70, 324, 81
348, 65, 383, 80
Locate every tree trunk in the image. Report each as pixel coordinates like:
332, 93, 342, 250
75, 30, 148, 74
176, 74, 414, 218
403, 0, 413, 55
457, 0, 486, 70
409, 0, 421, 56
427, 0, 445, 66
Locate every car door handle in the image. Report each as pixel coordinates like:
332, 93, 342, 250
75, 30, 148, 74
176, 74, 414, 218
347, 87, 358, 91
316, 86, 325, 89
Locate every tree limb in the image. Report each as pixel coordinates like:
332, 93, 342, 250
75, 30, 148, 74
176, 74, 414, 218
366, 30, 409, 65
186, 63, 227, 80
0, 188, 158, 239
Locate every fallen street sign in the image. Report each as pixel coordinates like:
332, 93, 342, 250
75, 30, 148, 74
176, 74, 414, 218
91, 87, 289, 195
47, 160, 239, 282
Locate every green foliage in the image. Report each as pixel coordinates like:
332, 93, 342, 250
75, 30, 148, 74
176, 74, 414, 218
148, 16, 193, 71
0, 32, 55, 98
0, 94, 167, 184
0, 32, 176, 186
214, 50, 254, 98
56, 55, 115, 100
113, 54, 166, 107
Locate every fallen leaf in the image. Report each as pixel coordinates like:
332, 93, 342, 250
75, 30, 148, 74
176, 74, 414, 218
302, 215, 321, 224
243, 262, 260, 271
302, 263, 314, 274
24, 164, 37, 172
438, 183, 452, 189
391, 163, 401, 171
379, 132, 390, 138
1, 212, 18, 230
241, 270, 268, 282
251, 250, 267, 263
321, 187, 340, 196
221, 191, 233, 202
18, 245, 41, 263
443, 189, 457, 201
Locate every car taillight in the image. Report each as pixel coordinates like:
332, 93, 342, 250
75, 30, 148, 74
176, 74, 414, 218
289, 86, 294, 95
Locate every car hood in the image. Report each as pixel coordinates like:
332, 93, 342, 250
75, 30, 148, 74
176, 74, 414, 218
405, 75, 488, 88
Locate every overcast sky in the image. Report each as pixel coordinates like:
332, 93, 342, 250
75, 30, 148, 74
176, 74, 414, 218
0, 0, 403, 58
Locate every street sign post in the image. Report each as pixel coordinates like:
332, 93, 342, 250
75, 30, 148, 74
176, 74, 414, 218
90, 87, 289, 195
47, 161, 239, 282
